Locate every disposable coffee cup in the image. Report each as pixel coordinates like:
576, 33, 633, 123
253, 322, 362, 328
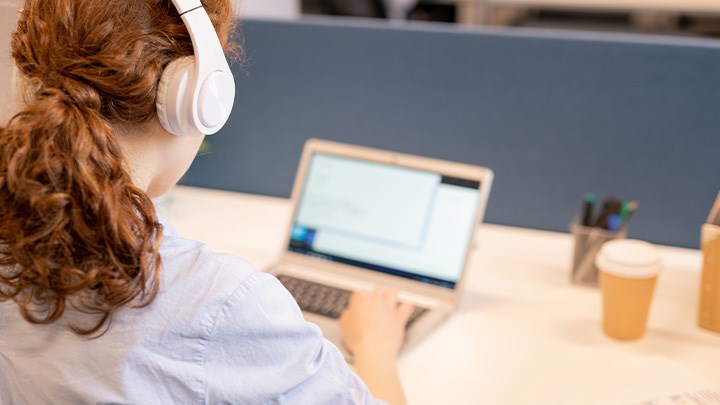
595, 239, 662, 340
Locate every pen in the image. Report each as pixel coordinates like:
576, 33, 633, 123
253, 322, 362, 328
581, 193, 596, 227
595, 197, 621, 229
619, 200, 637, 230
607, 214, 622, 232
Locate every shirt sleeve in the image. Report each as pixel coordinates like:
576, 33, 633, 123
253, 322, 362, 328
202, 270, 386, 404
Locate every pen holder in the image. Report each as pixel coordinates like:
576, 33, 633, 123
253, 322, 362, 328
699, 223, 720, 333
570, 221, 627, 286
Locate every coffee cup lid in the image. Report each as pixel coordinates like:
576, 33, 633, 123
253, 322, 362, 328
595, 239, 662, 279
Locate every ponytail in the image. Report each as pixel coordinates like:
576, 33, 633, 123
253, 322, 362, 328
0, 79, 162, 336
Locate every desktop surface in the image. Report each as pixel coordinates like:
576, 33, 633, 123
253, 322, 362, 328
160, 186, 720, 404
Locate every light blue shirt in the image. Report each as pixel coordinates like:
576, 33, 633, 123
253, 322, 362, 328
0, 222, 383, 404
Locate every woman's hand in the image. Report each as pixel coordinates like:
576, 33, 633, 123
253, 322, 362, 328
339, 287, 414, 360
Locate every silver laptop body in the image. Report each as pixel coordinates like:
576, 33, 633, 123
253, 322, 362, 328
268, 139, 494, 357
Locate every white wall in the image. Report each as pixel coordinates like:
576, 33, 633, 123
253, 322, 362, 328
0, 1, 19, 122
234, 0, 300, 19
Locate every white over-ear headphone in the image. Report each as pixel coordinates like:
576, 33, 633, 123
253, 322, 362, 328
156, 0, 235, 136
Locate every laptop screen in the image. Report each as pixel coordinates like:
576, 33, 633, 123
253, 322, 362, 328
288, 152, 481, 289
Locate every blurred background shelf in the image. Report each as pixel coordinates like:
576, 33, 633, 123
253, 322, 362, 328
303, 0, 720, 37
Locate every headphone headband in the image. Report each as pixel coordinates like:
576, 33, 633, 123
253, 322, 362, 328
172, 0, 203, 13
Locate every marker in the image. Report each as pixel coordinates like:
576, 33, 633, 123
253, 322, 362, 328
607, 213, 622, 232
595, 197, 617, 229
618, 200, 636, 229
581, 193, 596, 226
622, 200, 638, 228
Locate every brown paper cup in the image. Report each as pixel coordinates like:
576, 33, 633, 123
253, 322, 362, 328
596, 239, 662, 340
600, 271, 657, 340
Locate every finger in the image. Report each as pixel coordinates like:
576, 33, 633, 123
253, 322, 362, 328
372, 286, 387, 300
338, 309, 348, 323
397, 302, 415, 324
380, 287, 398, 303
348, 289, 369, 306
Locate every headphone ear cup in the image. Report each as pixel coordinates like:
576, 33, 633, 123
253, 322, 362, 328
156, 56, 197, 136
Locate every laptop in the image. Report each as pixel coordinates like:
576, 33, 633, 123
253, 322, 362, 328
269, 139, 493, 357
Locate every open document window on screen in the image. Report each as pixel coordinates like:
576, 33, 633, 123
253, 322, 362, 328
290, 153, 481, 289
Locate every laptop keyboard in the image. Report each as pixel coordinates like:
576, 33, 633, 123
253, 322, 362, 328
276, 274, 428, 328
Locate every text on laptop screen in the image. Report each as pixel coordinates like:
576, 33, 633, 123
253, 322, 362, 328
288, 153, 480, 289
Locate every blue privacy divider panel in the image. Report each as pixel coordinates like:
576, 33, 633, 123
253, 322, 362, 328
182, 17, 720, 248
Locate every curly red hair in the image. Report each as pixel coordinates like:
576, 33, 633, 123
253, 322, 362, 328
0, 0, 236, 336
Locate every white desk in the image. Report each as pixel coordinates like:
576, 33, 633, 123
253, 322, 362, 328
159, 186, 720, 404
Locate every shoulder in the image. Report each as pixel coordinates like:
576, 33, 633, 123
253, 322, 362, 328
158, 221, 257, 298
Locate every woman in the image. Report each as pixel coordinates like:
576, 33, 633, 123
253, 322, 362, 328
0, 0, 412, 403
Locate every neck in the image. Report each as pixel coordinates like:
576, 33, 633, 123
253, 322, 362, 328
113, 120, 165, 195
112, 118, 205, 198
